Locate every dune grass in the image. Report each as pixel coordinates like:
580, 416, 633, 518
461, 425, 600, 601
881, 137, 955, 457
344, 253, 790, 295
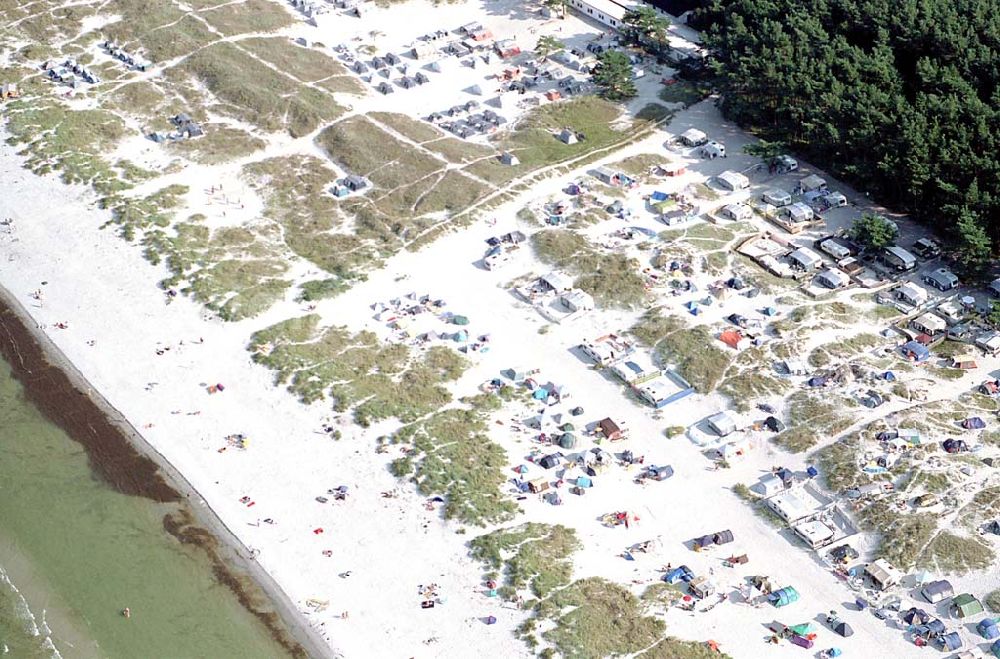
859, 501, 936, 569
200, 0, 295, 36
241, 37, 350, 83
249, 315, 467, 424
166, 126, 266, 164
774, 391, 852, 452
393, 405, 516, 526
470, 523, 579, 598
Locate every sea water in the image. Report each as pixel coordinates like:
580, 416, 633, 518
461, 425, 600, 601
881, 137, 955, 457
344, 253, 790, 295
0, 357, 289, 658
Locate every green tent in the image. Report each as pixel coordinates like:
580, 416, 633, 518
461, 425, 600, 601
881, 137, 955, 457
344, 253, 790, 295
452, 315, 470, 326
559, 433, 577, 450
952, 593, 985, 618
560, 423, 576, 432
789, 622, 814, 636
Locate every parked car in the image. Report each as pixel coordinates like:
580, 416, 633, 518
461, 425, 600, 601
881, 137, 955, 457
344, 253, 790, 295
911, 238, 941, 259
922, 267, 959, 291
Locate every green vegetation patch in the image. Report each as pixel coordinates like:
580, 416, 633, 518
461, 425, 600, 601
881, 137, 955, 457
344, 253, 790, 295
916, 532, 994, 573
531, 229, 647, 308
534, 578, 666, 659
241, 37, 349, 83
814, 437, 865, 492
5, 102, 128, 195
148, 222, 292, 321
249, 315, 466, 424
317, 116, 445, 188
470, 523, 579, 597
369, 111, 443, 143
101, 184, 189, 240
200, 0, 295, 36
166, 125, 266, 164
182, 43, 344, 136
630, 309, 731, 392
657, 80, 709, 107
859, 501, 936, 569
774, 391, 853, 452
392, 405, 516, 526
496, 96, 639, 169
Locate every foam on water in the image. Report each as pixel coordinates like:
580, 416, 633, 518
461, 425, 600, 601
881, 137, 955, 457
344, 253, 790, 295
0, 565, 62, 658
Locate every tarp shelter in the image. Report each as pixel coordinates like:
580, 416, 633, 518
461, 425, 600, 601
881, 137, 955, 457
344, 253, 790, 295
713, 530, 734, 545
953, 594, 985, 618
900, 340, 930, 362
921, 579, 955, 603
694, 535, 715, 549
963, 417, 986, 430
979, 619, 1000, 639
833, 622, 854, 637
528, 477, 549, 493
939, 631, 962, 651
664, 565, 693, 583
598, 417, 623, 440
768, 586, 799, 608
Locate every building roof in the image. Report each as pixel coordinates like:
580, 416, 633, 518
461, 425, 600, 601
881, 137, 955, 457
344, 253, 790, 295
717, 170, 749, 189
818, 268, 849, 287
541, 272, 573, 291
897, 281, 928, 302
637, 375, 682, 403
766, 489, 814, 522
707, 411, 737, 435
913, 312, 946, 333
793, 519, 835, 546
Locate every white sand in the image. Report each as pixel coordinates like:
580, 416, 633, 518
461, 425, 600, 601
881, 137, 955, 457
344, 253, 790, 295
0, 2, 991, 656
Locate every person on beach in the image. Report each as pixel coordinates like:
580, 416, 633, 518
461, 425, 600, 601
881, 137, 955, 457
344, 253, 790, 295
123, 607, 131, 619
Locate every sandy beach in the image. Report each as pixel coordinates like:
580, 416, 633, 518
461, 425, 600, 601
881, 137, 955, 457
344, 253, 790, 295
0, 103, 951, 657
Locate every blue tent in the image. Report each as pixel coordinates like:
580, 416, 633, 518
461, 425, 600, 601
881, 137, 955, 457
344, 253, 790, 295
664, 565, 693, 584
768, 586, 800, 608
808, 376, 829, 387
939, 631, 962, 651
576, 476, 593, 488
963, 416, 986, 430
882, 371, 896, 381
900, 340, 930, 362
533, 388, 549, 400
992, 639, 1000, 657
650, 191, 669, 202
454, 330, 469, 342
763, 306, 778, 316
980, 619, 1000, 639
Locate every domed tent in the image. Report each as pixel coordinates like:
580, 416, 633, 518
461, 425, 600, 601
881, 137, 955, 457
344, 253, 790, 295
768, 586, 799, 608
559, 433, 577, 449
833, 622, 854, 637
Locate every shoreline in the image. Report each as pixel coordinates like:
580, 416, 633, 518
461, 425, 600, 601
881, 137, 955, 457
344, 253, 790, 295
0, 285, 332, 659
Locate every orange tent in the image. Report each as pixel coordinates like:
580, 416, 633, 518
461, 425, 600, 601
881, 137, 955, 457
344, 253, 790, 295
719, 330, 743, 350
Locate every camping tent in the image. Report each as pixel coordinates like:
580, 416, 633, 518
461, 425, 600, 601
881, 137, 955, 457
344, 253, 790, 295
833, 622, 854, 637
694, 535, 715, 550
921, 580, 955, 603
713, 530, 734, 545
768, 586, 799, 608
963, 417, 986, 430
903, 607, 930, 625
953, 593, 985, 618
979, 618, 1000, 639
943, 439, 968, 454
663, 565, 693, 584
559, 433, 577, 449
538, 454, 561, 469
939, 631, 963, 651
900, 340, 930, 362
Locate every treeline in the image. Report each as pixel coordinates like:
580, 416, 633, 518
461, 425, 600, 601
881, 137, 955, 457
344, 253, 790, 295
693, 0, 1000, 271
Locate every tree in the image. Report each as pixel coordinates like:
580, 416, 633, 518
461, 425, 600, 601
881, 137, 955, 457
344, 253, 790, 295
535, 35, 565, 61
849, 213, 898, 250
592, 50, 636, 101
743, 140, 788, 161
953, 207, 992, 275
543, 0, 567, 19
988, 301, 1000, 328
622, 7, 670, 54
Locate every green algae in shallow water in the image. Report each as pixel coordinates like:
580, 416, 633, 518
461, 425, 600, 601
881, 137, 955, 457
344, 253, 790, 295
0, 357, 290, 658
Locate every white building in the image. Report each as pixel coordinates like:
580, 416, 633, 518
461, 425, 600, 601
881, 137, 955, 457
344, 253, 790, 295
610, 354, 660, 385
560, 289, 595, 312
580, 334, 634, 366
792, 518, 836, 549
566, 0, 639, 30
765, 489, 815, 523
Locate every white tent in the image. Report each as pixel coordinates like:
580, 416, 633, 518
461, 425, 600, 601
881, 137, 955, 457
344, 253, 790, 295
716, 170, 749, 191
678, 128, 707, 146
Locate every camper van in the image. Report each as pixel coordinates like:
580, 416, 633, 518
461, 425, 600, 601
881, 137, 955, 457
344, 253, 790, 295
762, 189, 792, 207
879, 246, 917, 272
819, 238, 851, 260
